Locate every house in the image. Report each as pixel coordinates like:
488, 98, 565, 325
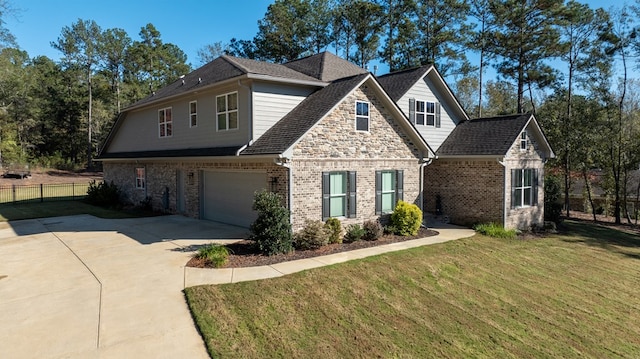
98, 52, 554, 230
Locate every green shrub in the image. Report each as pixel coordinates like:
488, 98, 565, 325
294, 220, 330, 250
544, 174, 563, 223
85, 180, 120, 207
362, 219, 383, 241
249, 190, 293, 256
196, 243, 229, 268
390, 200, 423, 236
473, 222, 517, 239
325, 217, 343, 244
344, 224, 366, 243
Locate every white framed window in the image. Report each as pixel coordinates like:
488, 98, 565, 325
322, 171, 357, 220
415, 100, 426, 125
158, 107, 172, 138
375, 170, 404, 214
425, 101, 436, 126
410, 99, 440, 127
216, 92, 238, 131
355, 101, 369, 132
512, 169, 534, 208
520, 131, 528, 151
135, 167, 145, 189
189, 101, 197, 127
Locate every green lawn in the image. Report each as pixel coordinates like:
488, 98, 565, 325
0, 183, 90, 203
0, 201, 155, 221
185, 221, 640, 359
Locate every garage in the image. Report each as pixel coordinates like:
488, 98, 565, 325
201, 171, 267, 228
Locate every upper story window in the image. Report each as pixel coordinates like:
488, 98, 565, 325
410, 98, 441, 128
158, 107, 172, 138
355, 101, 369, 132
189, 101, 197, 127
217, 92, 238, 131
520, 131, 528, 151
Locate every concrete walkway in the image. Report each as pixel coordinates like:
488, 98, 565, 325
185, 224, 475, 286
0, 214, 474, 359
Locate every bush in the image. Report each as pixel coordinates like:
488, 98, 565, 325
362, 219, 383, 241
324, 217, 343, 244
473, 222, 517, 239
249, 190, 293, 255
85, 180, 120, 207
544, 174, 563, 223
390, 200, 423, 236
294, 220, 330, 250
344, 224, 366, 243
196, 243, 229, 268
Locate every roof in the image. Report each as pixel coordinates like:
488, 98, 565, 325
98, 146, 243, 160
283, 52, 368, 82
125, 55, 324, 110
436, 114, 532, 156
241, 73, 370, 155
376, 65, 433, 102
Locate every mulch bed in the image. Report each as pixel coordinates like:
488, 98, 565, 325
187, 227, 439, 269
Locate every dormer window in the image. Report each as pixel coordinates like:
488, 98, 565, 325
410, 99, 441, 127
520, 131, 528, 151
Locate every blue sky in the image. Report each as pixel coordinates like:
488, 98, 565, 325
3, 0, 620, 76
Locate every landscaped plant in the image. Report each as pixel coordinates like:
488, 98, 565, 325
85, 180, 120, 207
294, 219, 330, 250
196, 243, 230, 268
325, 217, 343, 244
362, 219, 383, 241
390, 200, 423, 236
344, 224, 366, 243
249, 190, 293, 255
473, 222, 517, 239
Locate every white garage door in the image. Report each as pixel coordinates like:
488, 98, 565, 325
202, 171, 267, 228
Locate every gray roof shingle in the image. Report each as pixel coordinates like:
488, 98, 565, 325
283, 52, 368, 82
241, 73, 369, 155
376, 66, 432, 101
99, 146, 243, 159
436, 114, 531, 156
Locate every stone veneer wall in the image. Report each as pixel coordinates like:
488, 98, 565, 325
424, 159, 504, 227
291, 84, 423, 230
103, 160, 288, 220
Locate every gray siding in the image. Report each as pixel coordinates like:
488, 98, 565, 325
107, 84, 251, 153
397, 76, 460, 151
252, 83, 314, 140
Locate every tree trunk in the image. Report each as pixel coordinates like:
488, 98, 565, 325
87, 72, 93, 170
582, 167, 596, 222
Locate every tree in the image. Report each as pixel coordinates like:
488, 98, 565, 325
0, 0, 17, 50
468, 0, 496, 117
378, 0, 419, 72
196, 41, 228, 65
333, 0, 383, 67
100, 28, 131, 113
51, 19, 103, 169
253, 0, 313, 62
482, 80, 517, 116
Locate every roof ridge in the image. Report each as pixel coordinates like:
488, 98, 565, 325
221, 55, 250, 74
319, 52, 328, 81
378, 64, 432, 78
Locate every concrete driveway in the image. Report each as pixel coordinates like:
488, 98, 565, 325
0, 214, 248, 359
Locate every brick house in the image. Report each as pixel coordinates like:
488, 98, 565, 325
98, 52, 553, 230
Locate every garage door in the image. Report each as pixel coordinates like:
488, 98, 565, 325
202, 171, 267, 228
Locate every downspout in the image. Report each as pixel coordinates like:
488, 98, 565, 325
497, 157, 506, 228
274, 156, 294, 226
419, 156, 434, 215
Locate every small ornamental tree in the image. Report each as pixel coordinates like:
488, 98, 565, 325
390, 200, 423, 236
249, 190, 293, 255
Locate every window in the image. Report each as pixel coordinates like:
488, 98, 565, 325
520, 131, 527, 151
355, 101, 369, 131
158, 107, 172, 138
189, 101, 197, 127
216, 92, 238, 131
376, 170, 404, 214
409, 99, 441, 127
512, 169, 537, 208
322, 171, 357, 220
135, 167, 145, 189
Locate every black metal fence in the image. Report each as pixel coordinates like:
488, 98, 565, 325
0, 183, 91, 204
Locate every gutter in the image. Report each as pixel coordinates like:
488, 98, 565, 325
496, 157, 507, 228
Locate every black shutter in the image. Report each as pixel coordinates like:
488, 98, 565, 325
322, 172, 330, 220
409, 98, 416, 124
375, 170, 382, 215
435, 102, 441, 128
533, 169, 539, 206
348, 171, 357, 218
511, 169, 518, 208
396, 170, 404, 203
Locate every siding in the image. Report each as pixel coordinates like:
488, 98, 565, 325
107, 84, 251, 153
252, 83, 314, 140
397, 76, 460, 151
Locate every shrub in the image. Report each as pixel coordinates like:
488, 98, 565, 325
324, 218, 343, 244
196, 243, 229, 268
473, 222, 517, 239
249, 190, 293, 255
390, 200, 423, 236
85, 180, 120, 207
544, 174, 563, 223
294, 220, 330, 250
344, 224, 366, 243
362, 219, 383, 241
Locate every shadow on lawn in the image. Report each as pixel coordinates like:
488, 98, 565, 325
560, 219, 640, 260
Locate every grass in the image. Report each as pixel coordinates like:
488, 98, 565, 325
185, 220, 640, 358
0, 183, 91, 203
473, 222, 518, 239
196, 244, 230, 268
0, 201, 155, 221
